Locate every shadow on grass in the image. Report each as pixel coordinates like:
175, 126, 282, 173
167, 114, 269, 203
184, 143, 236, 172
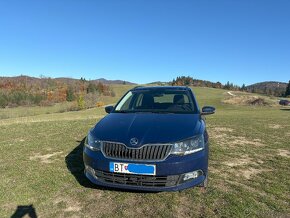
11, 204, 37, 218
65, 137, 95, 188
280, 108, 290, 111
65, 137, 158, 193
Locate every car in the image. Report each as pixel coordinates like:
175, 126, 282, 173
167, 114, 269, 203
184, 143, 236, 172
279, 99, 290, 106
83, 86, 215, 191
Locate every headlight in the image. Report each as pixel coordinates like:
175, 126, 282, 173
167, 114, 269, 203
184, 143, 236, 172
85, 132, 101, 151
170, 135, 204, 155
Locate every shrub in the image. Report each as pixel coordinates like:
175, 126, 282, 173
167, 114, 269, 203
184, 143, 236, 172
77, 95, 85, 110
247, 98, 268, 106
0, 94, 8, 108
96, 101, 105, 107
84, 93, 99, 108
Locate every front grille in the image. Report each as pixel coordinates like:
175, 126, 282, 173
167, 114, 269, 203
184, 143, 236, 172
95, 170, 180, 187
102, 142, 172, 161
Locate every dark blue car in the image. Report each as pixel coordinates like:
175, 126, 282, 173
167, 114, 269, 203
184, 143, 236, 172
83, 86, 215, 191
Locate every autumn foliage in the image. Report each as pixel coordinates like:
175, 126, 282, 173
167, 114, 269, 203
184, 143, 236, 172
0, 76, 115, 108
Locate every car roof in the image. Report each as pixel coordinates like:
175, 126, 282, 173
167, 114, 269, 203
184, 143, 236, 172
132, 86, 191, 91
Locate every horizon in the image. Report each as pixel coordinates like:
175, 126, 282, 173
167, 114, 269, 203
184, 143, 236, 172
0, 0, 289, 86
0, 74, 288, 86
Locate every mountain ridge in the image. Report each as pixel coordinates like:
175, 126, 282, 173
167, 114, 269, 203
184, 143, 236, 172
246, 81, 287, 96
0, 75, 136, 85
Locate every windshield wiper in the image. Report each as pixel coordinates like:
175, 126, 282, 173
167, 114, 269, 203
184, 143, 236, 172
135, 111, 153, 113
115, 110, 130, 113
151, 111, 174, 114
115, 110, 175, 114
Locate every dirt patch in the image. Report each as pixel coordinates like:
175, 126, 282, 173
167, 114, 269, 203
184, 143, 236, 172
210, 126, 264, 147
227, 91, 236, 96
268, 124, 282, 129
64, 205, 81, 212
231, 136, 264, 146
224, 156, 253, 167
29, 151, 63, 163
223, 153, 265, 173
210, 127, 234, 140
237, 168, 270, 180
211, 133, 228, 139
213, 127, 234, 132
239, 167, 263, 179
277, 149, 290, 158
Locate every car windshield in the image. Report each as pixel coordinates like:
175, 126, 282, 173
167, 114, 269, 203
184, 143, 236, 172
114, 89, 196, 114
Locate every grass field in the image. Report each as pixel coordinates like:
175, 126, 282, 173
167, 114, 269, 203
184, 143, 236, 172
0, 86, 289, 217
0, 84, 133, 120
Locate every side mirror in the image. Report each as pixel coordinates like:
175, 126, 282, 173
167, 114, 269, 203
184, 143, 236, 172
105, 105, 114, 113
201, 106, 215, 115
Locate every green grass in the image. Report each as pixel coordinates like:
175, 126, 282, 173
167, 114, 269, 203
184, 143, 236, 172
0, 84, 133, 120
0, 86, 289, 217
0, 102, 77, 120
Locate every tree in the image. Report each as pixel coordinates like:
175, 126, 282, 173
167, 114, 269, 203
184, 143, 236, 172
224, 81, 230, 90
97, 82, 105, 93
285, 80, 290, 97
241, 84, 246, 91
66, 86, 75, 101
216, 82, 222, 89
87, 83, 97, 93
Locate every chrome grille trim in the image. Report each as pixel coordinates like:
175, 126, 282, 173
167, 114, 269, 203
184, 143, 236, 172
101, 141, 172, 161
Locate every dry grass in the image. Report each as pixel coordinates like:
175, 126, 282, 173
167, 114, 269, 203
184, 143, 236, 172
277, 149, 290, 158
29, 152, 63, 164
222, 95, 276, 106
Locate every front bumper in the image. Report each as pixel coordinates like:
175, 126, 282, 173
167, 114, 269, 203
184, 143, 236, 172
83, 146, 208, 192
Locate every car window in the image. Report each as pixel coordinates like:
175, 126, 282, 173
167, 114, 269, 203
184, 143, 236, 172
114, 89, 196, 114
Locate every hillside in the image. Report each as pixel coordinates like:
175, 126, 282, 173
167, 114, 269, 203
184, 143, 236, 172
247, 81, 287, 96
0, 75, 136, 108
93, 78, 136, 85
0, 75, 135, 85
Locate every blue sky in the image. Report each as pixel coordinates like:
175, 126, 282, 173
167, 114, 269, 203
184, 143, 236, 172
0, 0, 289, 85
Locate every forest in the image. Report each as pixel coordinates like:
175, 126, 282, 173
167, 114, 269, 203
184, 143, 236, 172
171, 76, 289, 97
0, 76, 115, 109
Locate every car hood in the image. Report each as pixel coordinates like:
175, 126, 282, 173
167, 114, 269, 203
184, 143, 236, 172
91, 113, 203, 148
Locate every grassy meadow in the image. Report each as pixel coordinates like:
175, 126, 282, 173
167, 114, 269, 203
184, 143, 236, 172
0, 85, 289, 217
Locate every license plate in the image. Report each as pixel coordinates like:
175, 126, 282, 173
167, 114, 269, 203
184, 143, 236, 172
109, 162, 156, 175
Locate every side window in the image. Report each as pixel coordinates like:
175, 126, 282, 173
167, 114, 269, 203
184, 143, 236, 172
119, 95, 133, 110
115, 91, 133, 111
